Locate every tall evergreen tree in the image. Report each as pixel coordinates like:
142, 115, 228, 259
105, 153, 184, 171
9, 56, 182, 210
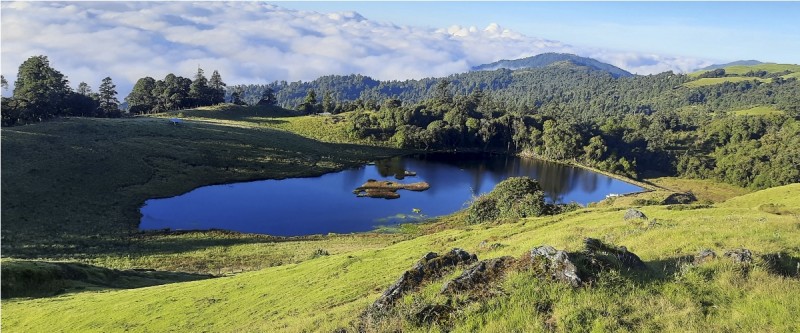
189, 67, 210, 106
322, 91, 334, 113
299, 89, 317, 114
77, 82, 92, 96
98, 76, 119, 116
257, 87, 277, 105
208, 70, 226, 105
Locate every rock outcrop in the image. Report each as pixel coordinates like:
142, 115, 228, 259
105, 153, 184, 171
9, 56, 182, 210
584, 237, 647, 270
694, 249, 717, 265
441, 256, 516, 295
662, 192, 697, 205
623, 209, 648, 221
370, 248, 477, 312
529, 245, 582, 287
724, 248, 753, 264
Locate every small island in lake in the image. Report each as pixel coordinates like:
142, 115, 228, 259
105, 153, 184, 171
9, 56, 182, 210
353, 179, 430, 199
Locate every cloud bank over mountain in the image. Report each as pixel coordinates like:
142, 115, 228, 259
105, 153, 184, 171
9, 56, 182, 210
1, 2, 712, 95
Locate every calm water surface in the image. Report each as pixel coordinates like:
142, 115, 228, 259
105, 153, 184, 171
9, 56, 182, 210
140, 153, 642, 236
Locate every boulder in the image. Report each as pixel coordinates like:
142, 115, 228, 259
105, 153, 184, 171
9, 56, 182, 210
694, 249, 717, 265
441, 256, 515, 294
624, 209, 647, 220
662, 192, 697, 205
370, 248, 477, 312
584, 237, 647, 270
724, 248, 753, 264
529, 245, 582, 287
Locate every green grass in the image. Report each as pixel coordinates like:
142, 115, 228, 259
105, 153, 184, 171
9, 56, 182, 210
161, 104, 384, 145
3, 108, 799, 332
1, 260, 212, 299
1, 116, 400, 258
683, 76, 767, 88
730, 105, 785, 116
686, 63, 799, 87
690, 63, 800, 78
649, 177, 750, 203
3, 184, 799, 332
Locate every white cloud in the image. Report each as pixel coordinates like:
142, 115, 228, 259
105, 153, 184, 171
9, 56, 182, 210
0, 2, 713, 97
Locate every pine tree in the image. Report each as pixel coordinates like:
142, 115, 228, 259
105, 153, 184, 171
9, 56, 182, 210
299, 89, 317, 114
98, 77, 119, 116
189, 67, 210, 106
257, 87, 277, 105
77, 82, 92, 96
322, 91, 334, 114
208, 70, 226, 105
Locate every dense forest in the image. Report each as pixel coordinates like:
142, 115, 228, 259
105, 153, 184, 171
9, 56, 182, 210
232, 63, 799, 189
3, 55, 798, 190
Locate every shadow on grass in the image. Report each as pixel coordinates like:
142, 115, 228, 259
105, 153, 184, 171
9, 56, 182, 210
1, 260, 214, 299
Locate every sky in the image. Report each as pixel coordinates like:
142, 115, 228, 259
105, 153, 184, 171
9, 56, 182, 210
2, 1, 799, 97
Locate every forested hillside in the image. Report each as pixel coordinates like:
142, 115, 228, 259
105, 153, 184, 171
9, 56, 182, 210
223, 62, 800, 190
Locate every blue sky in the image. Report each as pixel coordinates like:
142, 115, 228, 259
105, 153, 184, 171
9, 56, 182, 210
2, 2, 798, 97
279, 1, 800, 64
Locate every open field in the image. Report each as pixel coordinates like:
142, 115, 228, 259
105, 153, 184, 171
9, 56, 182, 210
686, 63, 799, 87
160, 104, 381, 145
683, 76, 767, 88
690, 63, 800, 78
730, 105, 785, 116
3, 184, 799, 332
1, 116, 401, 258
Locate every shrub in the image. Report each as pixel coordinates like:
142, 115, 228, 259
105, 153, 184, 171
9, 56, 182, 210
466, 177, 547, 224
467, 195, 499, 224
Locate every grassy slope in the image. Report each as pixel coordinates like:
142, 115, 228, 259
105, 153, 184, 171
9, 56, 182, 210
4, 184, 798, 332
1, 260, 212, 299
1, 116, 400, 257
689, 63, 800, 78
731, 105, 785, 116
685, 63, 799, 87
164, 104, 380, 145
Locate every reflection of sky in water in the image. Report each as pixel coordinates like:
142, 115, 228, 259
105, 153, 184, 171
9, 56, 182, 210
140, 153, 642, 236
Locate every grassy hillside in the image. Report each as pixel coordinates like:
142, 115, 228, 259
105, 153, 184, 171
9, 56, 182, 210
686, 63, 799, 87
1, 116, 400, 257
683, 76, 767, 88
162, 104, 378, 145
690, 63, 800, 78
731, 105, 785, 116
4, 184, 798, 332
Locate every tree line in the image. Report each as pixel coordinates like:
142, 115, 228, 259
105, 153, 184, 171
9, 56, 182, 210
1, 55, 232, 125
2, 56, 121, 126
339, 77, 799, 189
125, 68, 227, 114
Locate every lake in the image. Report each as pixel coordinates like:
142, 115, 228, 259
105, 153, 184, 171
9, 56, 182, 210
140, 153, 642, 236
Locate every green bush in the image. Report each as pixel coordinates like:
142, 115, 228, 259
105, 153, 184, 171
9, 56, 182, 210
467, 195, 499, 224
466, 177, 547, 223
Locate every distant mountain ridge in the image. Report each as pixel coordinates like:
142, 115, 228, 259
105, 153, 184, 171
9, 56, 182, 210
471, 53, 633, 78
700, 60, 764, 71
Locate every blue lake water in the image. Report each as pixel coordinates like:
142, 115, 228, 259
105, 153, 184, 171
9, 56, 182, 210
140, 153, 642, 236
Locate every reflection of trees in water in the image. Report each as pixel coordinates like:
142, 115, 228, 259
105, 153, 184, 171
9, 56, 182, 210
342, 165, 366, 188
376, 153, 610, 203
375, 157, 407, 180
